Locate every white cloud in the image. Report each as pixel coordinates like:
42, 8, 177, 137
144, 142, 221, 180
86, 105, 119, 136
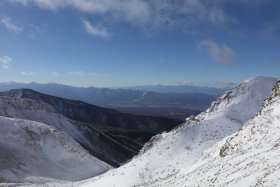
21, 71, 35, 76
67, 70, 84, 76
1, 16, 22, 33
5, 0, 151, 25
4, 0, 234, 31
197, 40, 237, 65
0, 56, 12, 69
82, 19, 110, 39
5, 0, 271, 36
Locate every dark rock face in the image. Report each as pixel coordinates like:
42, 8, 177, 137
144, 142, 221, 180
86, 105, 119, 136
0, 89, 182, 167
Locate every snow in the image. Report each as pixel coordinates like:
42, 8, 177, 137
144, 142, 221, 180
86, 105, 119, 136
0, 116, 110, 184
0, 96, 98, 158
154, 79, 280, 186
75, 76, 277, 187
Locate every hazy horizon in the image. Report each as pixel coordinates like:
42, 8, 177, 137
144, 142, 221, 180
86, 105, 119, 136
0, 79, 237, 89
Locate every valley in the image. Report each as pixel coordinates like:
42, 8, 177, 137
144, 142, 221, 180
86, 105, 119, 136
0, 82, 218, 120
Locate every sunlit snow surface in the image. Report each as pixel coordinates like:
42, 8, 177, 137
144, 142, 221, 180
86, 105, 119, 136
75, 77, 277, 187
156, 80, 280, 187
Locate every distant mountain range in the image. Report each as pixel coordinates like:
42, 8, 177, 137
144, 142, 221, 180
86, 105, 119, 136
0, 82, 218, 120
125, 84, 233, 94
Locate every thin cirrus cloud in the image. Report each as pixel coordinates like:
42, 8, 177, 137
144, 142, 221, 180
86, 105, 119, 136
5, 0, 274, 42
0, 56, 12, 69
1, 16, 22, 33
197, 40, 237, 65
21, 71, 35, 76
4, 0, 151, 26
3, 0, 274, 34
82, 19, 110, 39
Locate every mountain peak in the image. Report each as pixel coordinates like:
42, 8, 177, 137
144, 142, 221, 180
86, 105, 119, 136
186, 76, 277, 123
1, 88, 43, 100
168, 79, 280, 186
243, 76, 276, 83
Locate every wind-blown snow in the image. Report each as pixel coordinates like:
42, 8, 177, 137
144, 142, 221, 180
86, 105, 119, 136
76, 76, 277, 187
0, 116, 110, 184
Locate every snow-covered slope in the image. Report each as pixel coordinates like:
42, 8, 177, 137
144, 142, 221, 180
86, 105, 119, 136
0, 116, 110, 184
0, 96, 96, 155
0, 89, 182, 167
154, 79, 280, 186
77, 76, 277, 187
0, 95, 139, 167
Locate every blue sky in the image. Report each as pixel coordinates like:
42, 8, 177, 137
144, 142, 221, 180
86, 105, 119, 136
0, 0, 279, 87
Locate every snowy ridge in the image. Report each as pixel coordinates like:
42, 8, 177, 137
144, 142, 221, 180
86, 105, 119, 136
155, 79, 280, 186
187, 76, 277, 123
0, 96, 96, 153
0, 91, 178, 167
0, 116, 110, 184
76, 76, 277, 187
